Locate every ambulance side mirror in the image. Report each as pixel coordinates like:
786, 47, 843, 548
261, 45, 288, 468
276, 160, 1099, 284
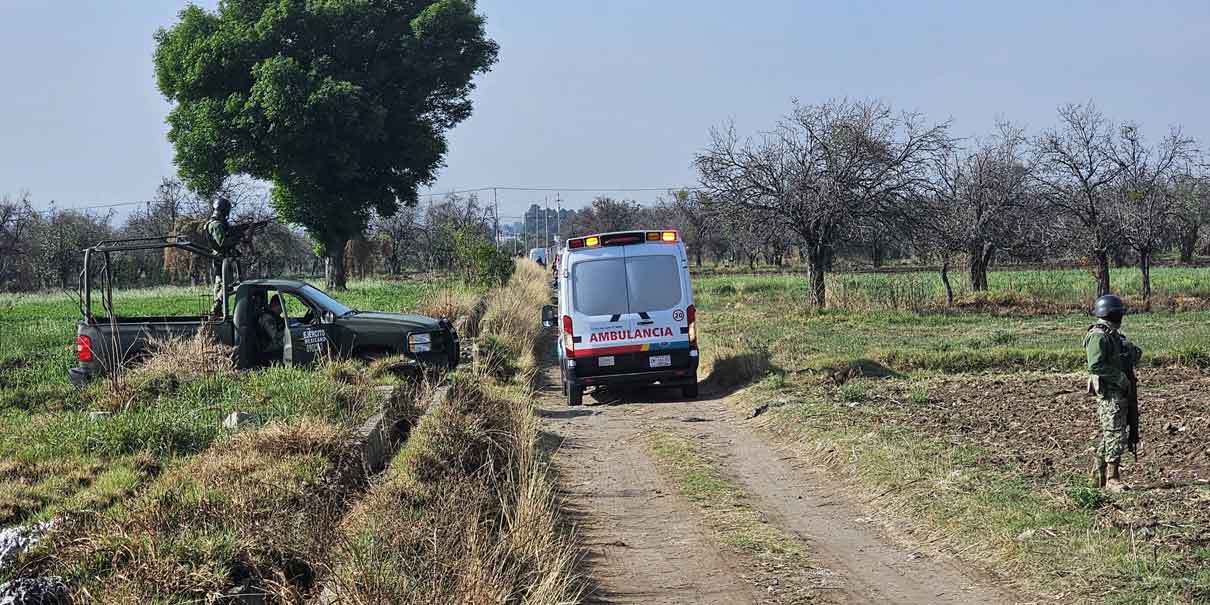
541, 305, 556, 328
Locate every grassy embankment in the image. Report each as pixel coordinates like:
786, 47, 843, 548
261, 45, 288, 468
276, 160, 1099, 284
0, 279, 468, 530
0, 278, 486, 601
694, 269, 1210, 604
319, 259, 581, 603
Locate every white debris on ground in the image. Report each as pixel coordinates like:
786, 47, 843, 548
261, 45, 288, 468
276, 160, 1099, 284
0, 521, 69, 604
0, 521, 54, 571
0, 577, 70, 605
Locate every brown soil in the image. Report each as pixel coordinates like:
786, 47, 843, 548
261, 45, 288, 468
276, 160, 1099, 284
867, 368, 1210, 552
539, 362, 1024, 603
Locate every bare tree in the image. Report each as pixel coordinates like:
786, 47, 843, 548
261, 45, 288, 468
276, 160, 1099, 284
666, 189, 717, 267
696, 99, 951, 305
0, 193, 37, 291
1032, 103, 1131, 297
1170, 168, 1210, 264
1116, 124, 1196, 303
928, 121, 1039, 291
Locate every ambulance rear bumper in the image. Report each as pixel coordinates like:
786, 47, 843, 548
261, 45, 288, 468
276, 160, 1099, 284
570, 363, 697, 389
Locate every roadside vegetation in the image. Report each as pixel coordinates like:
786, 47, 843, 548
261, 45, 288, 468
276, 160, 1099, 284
0, 278, 497, 600
325, 259, 580, 603
696, 271, 1210, 603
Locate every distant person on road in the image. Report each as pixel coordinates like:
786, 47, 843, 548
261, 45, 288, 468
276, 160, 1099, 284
1083, 294, 1142, 493
259, 294, 285, 356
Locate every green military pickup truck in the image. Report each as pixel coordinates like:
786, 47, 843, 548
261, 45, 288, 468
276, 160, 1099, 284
69, 237, 458, 386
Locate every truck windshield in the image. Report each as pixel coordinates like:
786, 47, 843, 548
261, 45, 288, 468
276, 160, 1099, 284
301, 284, 353, 317
571, 254, 682, 315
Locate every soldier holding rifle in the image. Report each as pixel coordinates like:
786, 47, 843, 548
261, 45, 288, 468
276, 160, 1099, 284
206, 196, 269, 317
1083, 294, 1142, 493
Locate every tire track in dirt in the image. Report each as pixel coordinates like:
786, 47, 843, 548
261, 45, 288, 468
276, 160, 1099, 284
538, 367, 760, 604
541, 354, 1025, 604
655, 398, 1023, 604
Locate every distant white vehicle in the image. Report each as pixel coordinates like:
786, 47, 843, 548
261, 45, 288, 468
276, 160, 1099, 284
527, 247, 548, 265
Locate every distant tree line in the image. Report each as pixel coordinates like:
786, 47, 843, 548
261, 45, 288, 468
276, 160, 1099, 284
0, 183, 512, 293
688, 99, 1209, 306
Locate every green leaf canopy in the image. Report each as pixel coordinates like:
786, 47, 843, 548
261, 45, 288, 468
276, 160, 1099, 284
154, 0, 498, 256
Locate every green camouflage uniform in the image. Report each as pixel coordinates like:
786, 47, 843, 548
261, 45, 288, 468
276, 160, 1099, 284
1083, 320, 1142, 463
207, 217, 230, 316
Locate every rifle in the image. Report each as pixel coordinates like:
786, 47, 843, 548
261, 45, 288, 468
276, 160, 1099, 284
1124, 367, 1140, 461
228, 219, 271, 243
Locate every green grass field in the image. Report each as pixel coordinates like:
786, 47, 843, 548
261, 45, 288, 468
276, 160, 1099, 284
695, 265, 1210, 312
693, 268, 1210, 603
0, 277, 462, 532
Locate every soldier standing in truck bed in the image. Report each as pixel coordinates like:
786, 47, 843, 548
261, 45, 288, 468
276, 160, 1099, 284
1084, 294, 1142, 493
207, 197, 233, 317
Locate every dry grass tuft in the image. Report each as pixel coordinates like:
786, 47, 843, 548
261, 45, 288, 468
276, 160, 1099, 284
132, 331, 236, 384
420, 284, 486, 337
35, 418, 360, 603
478, 259, 550, 374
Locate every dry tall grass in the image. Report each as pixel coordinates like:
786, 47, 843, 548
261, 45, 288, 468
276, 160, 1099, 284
421, 284, 487, 338
478, 259, 550, 373
326, 259, 581, 604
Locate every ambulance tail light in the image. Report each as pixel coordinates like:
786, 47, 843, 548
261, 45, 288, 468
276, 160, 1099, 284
77, 335, 93, 362
562, 315, 574, 351
686, 304, 697, 345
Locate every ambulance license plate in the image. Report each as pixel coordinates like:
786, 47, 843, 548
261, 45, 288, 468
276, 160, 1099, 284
649, 354, 671, 368
598, 356, 615, 367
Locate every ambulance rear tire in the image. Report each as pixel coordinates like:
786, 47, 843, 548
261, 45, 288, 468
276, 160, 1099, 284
568, 385, 583, 406
682, 382, 699, 399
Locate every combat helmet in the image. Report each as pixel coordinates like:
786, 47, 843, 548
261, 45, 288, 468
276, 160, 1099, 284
1092, 294, 1126, 319
212, 196, 232, 217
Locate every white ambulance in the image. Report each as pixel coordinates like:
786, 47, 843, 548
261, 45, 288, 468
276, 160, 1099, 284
541, 229, 698, 406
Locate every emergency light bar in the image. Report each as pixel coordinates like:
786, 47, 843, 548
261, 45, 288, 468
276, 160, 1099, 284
567, 230, 679, 249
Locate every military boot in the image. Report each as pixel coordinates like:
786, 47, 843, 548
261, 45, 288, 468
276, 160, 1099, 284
1105, 461, 1129, 493
1092, 457, 1107, 488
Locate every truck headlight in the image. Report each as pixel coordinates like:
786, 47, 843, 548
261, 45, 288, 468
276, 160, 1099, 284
408, 332, 432, 353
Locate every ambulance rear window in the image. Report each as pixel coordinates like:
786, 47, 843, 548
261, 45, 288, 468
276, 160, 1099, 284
625, 255, 681, 312
572, 258, 628, 316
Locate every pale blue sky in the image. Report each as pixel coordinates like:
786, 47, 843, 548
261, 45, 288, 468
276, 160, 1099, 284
2, 1, 1208, 220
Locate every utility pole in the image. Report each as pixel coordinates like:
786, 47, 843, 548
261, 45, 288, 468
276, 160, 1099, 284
492, 187, 499, 247
555, 192, 561, 242
544, 196, 550, 250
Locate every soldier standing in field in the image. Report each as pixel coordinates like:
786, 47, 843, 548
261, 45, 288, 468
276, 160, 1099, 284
1084, 294, 1142, 493
207, 197, 234, 317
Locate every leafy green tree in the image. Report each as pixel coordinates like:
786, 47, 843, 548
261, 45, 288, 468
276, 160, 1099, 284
153, 0, 498, 289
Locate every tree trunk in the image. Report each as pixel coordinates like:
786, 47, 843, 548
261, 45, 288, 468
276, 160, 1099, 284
1139, 248, 1152, 305
806, 246, 827, 307
1111, 245, 1128, 268
940, 257, 954, 307
1178, 227, 1199, 264
967, 243, 993, 291
326, 239, 349, 290
1093, 249, 1111, 297
870, 243, 884, 268
695, 245, 703, 268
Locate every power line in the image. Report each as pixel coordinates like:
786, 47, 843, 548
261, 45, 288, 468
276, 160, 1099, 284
28, 184, 704, 213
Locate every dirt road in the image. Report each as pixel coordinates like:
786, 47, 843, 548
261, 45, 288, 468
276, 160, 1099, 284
539, 365, 1023, 604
